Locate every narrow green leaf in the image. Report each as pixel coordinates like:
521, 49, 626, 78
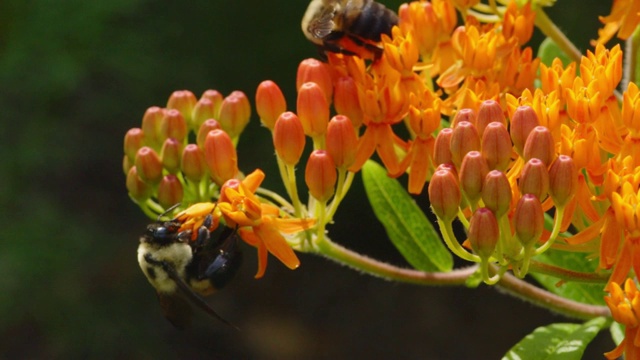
503, 317, 607, 360
610, 321, 624, 346
362, 160, 453, 272
531, 249, 606, 306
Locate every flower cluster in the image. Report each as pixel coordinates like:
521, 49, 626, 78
123, 0, 640, 357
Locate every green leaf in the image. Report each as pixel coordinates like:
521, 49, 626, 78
362, 160, 453, 272
531, 249, 606, 306
503, 317, 607, 360
610, 321, 624, 346
538, 37, 573, 67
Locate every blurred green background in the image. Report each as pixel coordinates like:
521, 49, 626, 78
0, 0, 617, 358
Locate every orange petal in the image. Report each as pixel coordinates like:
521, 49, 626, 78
255, 221, 300, 270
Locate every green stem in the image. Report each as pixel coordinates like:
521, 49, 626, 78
534, 206, 565, 256
534, 9, 582, 63
314, 236, 477, 285
493, 264, 610, 320
438, 219, 480, 263
311, 235, 610, 319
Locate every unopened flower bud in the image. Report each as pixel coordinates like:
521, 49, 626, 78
204, 129, 238, 186
160, 138, 182, 174
519, 158, 549, 201
196, 119, 221, 148
334, 76, 363, 128
326, 115, 358, 169
548, 155, 578, 207
181, 144, 207, 183
482, 170, 512, 218
157, 175, 184, 209
200, 90, 223, 116
481, 122, 512, 171
167, 90, 197, 128
510, 106, 539, 155
476, 100, 506, 136
298, 82, 329, 138
514, 194, 544, 247
141, 106, 164, 149
451, 108, 476, 128
468, 208, 499, 258
126, 166, 152, 202
523, 126, 555, 166
450, 121, 480, 167
160, 109, 187, 143
273, 112, 306, 166
459, 151, 489, 204
192, 97, 217, 131
135, 146, 163, 183
256, 80, 287, 130
218, 91, 251, 139
305, 150, 337, 202
434, 128, 454, 166
297, 58, 333, 102
124, 128, 145, 161
428, 168, 461, 222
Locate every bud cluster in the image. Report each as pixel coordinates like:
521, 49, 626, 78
428, 102, 578, 280
123, 90, 247, 214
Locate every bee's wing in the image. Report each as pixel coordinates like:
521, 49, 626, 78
309, 7, 336, 38
163, 259, 240, 331
157, 292, 193, 329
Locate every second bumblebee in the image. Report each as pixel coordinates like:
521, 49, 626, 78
301, 0, 399, 59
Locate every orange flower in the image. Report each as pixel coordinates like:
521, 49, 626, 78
218, 169, 316, 278
594, 0, 640, 45
605, 279, 640, 360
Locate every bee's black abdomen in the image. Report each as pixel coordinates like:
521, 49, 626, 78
347, 0, 398, 42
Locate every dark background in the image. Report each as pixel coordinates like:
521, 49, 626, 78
0, 1, 617, 358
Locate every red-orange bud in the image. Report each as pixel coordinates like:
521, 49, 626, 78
181, 144, 207, 183
326, 115, 358, 169
124, 128, 145, 161
218, 91, 251, 139
548, 155, 578, 207
451, 108, 477, 128
141, 106, 164, 149
305, 150, 337, 202
135, 146, 163, 184
519, 158, 549, 201
434, 128, 454, 166
523, 126, 555, 166
428, 168, 461, 222
481, 122, 512, 171
482, 170, 512, 218
196, 119, 222, 148
510, 106, 539, 155
126, 166, 152, 202
468, 208, 500, 258
192, 97, 218, 131
334, 76, 363, 128
513, 194, 544, 247
204, 129, 238, 186
160, 109, 188, 143
297, 58, 333, 102
200, 90, 223, 116
273, 112, 306, 166
459, 151, 489, 204
160, 138, 182, 174
167, 90, 197, 128
450, 121, 480, 167
297, 82, 330, 138
256, 80, 287, 130
157, 175, 184, 209
476, 100, 506, 136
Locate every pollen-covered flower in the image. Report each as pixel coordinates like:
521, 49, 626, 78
217, 169, 316, 278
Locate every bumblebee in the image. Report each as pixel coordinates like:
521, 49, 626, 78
138, 208, 242, 329
301, 0, 398, 59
